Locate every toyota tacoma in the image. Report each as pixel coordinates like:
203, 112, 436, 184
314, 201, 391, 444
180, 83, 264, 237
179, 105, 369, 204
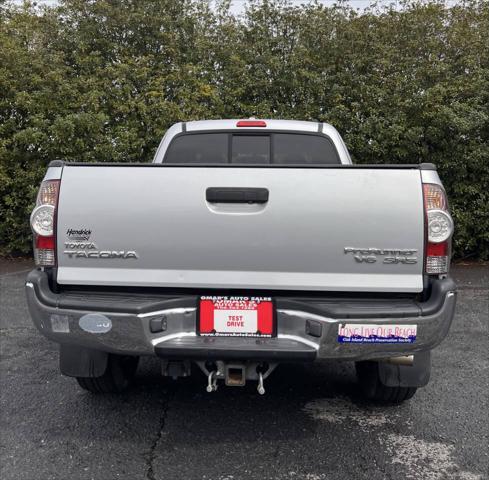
26, 119, 457, 402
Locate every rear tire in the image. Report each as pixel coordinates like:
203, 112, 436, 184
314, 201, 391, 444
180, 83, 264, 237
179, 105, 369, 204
356, 361, 417, 404
76, 354, 139, 393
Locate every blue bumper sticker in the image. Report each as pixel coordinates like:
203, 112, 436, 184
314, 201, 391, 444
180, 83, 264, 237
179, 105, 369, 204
338, 324, 417, 344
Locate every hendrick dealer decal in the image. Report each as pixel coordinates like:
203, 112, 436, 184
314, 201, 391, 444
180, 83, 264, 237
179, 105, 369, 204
338, 323, 417, 344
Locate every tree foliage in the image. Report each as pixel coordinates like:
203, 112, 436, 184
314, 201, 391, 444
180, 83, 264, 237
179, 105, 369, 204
1, 0, 488, 258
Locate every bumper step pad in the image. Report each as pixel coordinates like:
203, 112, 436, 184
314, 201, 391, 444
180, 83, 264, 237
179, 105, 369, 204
154, 336, 317, 361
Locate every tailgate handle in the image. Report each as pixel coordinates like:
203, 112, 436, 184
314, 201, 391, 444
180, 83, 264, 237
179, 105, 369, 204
206, 187, 269, 204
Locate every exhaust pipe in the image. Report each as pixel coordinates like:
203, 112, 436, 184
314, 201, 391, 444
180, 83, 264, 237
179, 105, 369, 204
387, 355, 414, 366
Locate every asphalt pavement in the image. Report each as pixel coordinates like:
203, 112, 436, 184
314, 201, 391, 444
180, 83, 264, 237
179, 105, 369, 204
0, 261, 488, 480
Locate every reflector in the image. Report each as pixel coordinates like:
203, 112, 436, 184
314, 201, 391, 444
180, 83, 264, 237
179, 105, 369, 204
427, 242, 448, 257
36, 235, 55, 249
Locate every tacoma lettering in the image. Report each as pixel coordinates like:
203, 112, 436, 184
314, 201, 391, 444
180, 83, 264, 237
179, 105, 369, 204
63, 250, 138, 259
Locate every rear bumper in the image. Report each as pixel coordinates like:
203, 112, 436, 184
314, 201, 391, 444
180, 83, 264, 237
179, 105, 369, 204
25, 270, 457, 362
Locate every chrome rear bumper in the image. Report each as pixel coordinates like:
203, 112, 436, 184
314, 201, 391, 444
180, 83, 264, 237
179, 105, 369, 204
25, 270, 456, 362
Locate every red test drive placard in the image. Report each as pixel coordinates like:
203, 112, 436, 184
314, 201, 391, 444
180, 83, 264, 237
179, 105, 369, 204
199, 296, 274, 337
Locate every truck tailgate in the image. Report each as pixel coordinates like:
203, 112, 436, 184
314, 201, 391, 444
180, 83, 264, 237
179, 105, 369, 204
56, 165, 424, 292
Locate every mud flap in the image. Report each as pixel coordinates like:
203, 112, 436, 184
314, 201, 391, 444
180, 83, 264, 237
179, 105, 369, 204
59, 344, 108, 378
378, 351, 431, 388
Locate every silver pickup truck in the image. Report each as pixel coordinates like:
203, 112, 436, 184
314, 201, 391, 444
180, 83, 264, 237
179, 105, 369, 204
26, 119, 456, 402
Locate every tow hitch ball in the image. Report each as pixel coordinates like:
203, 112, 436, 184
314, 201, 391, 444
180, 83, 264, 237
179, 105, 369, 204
199, 361, 274, 395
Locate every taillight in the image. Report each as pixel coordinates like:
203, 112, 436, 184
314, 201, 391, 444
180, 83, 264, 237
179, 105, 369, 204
423, 183, 454, 275
31, 179, 60, 267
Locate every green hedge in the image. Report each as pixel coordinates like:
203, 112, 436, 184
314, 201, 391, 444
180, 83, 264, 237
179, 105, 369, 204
1, 0, 488, 259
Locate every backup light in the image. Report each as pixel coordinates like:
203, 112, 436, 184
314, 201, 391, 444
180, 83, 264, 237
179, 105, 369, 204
30, 204, 55, 236
427, 209, 454, 244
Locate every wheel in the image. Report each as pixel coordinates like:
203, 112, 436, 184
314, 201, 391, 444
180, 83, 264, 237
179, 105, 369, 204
76, 354, 139, 393
355, 361, 417, 404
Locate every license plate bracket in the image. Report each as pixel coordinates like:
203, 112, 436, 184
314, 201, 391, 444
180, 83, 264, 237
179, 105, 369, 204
198, 296, 275, 337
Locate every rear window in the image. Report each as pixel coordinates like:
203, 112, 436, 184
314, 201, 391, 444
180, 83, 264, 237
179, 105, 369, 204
164, 133, 228, 163
232, 135, 270, 164
164, 132, 340, 164
273, 134, 338, 164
